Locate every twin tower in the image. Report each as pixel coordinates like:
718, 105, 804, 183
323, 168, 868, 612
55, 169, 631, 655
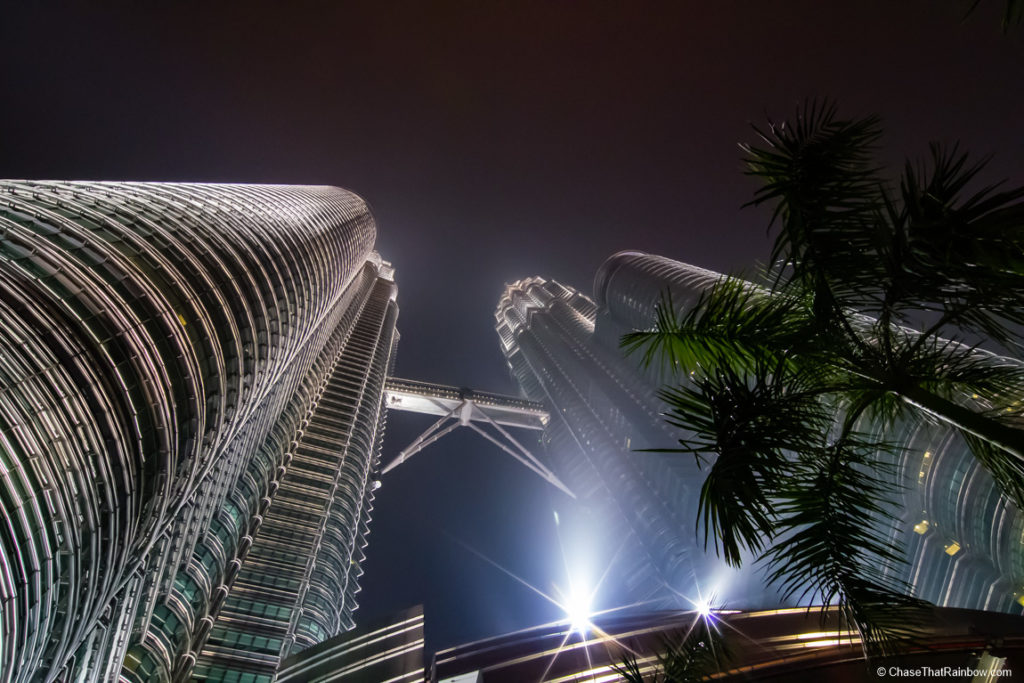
0, 183, 1020, 681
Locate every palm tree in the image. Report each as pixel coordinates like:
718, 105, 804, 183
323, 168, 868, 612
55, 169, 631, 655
740, 102, 1024, 470
622, 103, 1024, 653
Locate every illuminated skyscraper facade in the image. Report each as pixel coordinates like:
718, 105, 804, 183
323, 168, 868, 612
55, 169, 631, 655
277, 605, 424, 683
496, 250, 1024, 616
0, 181, 397, 682
495, 267, 725, 610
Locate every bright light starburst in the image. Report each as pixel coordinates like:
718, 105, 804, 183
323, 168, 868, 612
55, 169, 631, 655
561, 583, 593, 634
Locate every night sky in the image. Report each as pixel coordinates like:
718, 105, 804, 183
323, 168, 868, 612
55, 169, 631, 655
3, 1, 1022, 656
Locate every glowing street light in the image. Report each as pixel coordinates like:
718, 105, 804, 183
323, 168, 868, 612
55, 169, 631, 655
687, 581, 721, 620
563, 584, 593, 635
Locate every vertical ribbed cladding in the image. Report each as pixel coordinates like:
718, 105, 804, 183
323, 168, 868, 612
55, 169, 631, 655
301, 276, 399, 642
593, 250, 723, 330
591, 251, 1024, 617
183, 263, 398, 683
494, 276, 698, 607
135, 265, 381, 683
0, 181, 375, 681
906, 422, 1024, 613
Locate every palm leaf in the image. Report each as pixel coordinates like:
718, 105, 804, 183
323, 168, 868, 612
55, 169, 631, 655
903, 332, 1024, 403
657, 360, 830, 566
961, 432, 1024, 509
872, 326, 1024, 478
612, 653, 648, 683
613, 617, 729, 683
742, 101, 887, 308
898, 143, 1024, 346
621, 277, 818, 378
657, 619, 729, 682
761, 431, 929, 654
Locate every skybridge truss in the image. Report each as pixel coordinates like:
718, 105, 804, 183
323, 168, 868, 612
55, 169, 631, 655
381, 377, 573, 497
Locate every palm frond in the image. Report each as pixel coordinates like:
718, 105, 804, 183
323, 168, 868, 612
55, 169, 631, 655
657, 361, 830, 565
842, 580, 932, 657
903, 332, 1024, 405
761, 432, 928, 654
621, 277, 818, 378
614, 618, 729, 683
961, 432, 1024, 508
657, 620, 729, 682
899, 143, 1024, 345
612, 652, 648, 683
742, 101, 887, 306
839, 384, 907, 429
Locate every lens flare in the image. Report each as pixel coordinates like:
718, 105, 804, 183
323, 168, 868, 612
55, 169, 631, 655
564, 584, 592, 634
689, 581, 720, 620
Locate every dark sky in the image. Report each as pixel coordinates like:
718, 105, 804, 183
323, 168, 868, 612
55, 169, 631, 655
3, 0, 1022, 656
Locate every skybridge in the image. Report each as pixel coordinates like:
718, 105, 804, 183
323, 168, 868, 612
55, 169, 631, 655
381, 377, 573, 497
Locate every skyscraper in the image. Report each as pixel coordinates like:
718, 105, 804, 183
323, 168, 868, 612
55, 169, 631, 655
0, 181, 397, 682
495, 250, 1024, 617
494, 263, 730, 612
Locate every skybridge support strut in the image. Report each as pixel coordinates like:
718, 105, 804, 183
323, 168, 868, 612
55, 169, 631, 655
380, 377, 574, 498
